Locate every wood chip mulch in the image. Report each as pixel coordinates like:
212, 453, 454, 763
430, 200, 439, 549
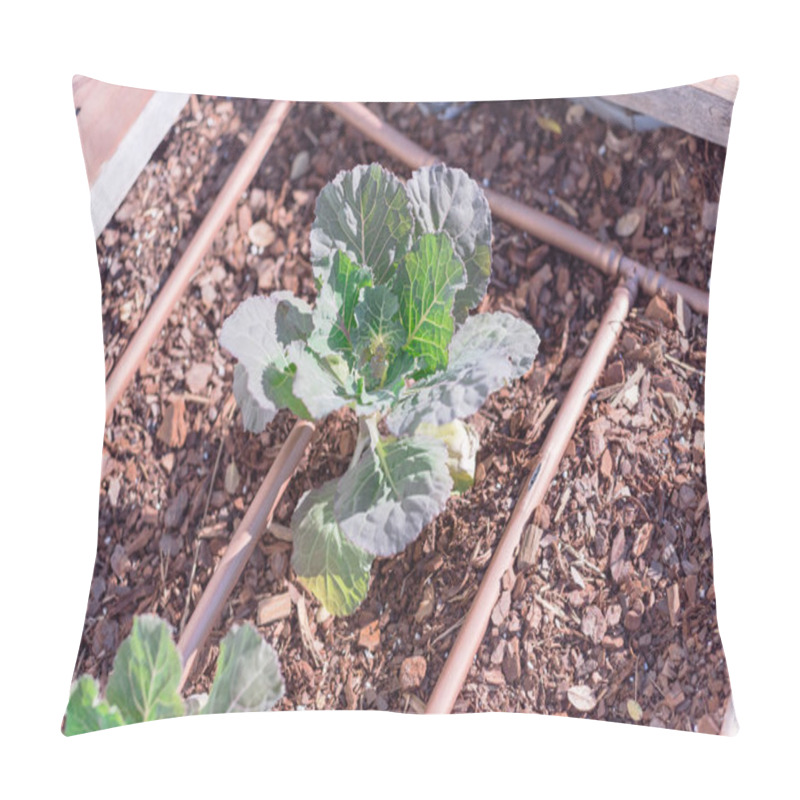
75, 95, 731, 734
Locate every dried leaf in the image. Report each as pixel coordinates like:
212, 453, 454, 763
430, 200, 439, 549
567, 684, 597, 712
627, 699, 643, 721
536, 116, 562, 135
414, 582, 435, 623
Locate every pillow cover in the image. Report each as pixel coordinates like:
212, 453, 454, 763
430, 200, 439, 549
66, 76, 736, 734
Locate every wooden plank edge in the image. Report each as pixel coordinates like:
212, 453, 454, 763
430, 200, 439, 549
90, 91, 190, 238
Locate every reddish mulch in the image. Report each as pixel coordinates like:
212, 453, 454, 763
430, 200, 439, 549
76, 94, 731, 733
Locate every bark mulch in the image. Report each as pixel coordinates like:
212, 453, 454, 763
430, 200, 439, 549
75, 94, 731, 734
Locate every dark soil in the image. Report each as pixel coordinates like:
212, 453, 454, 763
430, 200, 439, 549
76, 94, 731, 733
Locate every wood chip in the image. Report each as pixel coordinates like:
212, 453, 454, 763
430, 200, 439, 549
667, 582, 681, 627
358, 620, 380, 651
600, 449, 613, 479
517, 523, 543, 571
399, 656, 427, 690
644, 295, 674, 326
257, 591, 292, 626
609, 528, 627, 582
185, 362, 213, 394
502, 638, 522, 683
701, 201, 718, 231
414, 582, 435, 623
697, 714, 720, 735
164, 485, 189, 529
581, 605, 607, 644
156, 398, 188, 448
296, 594, 322, 667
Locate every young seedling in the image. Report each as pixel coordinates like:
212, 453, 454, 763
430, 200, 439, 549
220, 163, 540, 616
64, 615, 283, 735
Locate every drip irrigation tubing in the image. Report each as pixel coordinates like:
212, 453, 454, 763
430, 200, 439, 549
104, 99, 294, 418
176, 419, 315, 690
425, 276, 638, 713
325, 101, 709, 316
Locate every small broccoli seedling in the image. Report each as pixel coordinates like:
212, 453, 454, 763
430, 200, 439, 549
220, 163, 539, 616
64, 615, 284, 735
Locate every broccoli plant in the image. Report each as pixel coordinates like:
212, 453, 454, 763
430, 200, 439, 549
219, 163, 540, 617
64, 615, 284, 735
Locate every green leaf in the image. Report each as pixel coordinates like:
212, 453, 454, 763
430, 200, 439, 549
395, 232, 466, 376
310, 163, 414, 285
263, 362, 312, 420
291, 480, 374, 616
105, 615, 185, 724
290, 345, 354, 419
406, 164, 492, 323
334, 432, 453, 556
387, 312, 540, 435
220, 292, 313, 431
64, 677, 125, 736
203, 624, 284, 714
308, 250, 372, 359
353, 286, 406, 390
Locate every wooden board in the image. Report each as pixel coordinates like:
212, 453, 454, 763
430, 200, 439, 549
603, 75, 738, 147
72, 76, 190, 237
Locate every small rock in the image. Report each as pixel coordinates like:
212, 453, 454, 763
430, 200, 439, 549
247, 220, 276, 248
224, 460, 241, 495
290, 151, 311, 181
615, 209, 641, 238
399, 656, 427, 690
